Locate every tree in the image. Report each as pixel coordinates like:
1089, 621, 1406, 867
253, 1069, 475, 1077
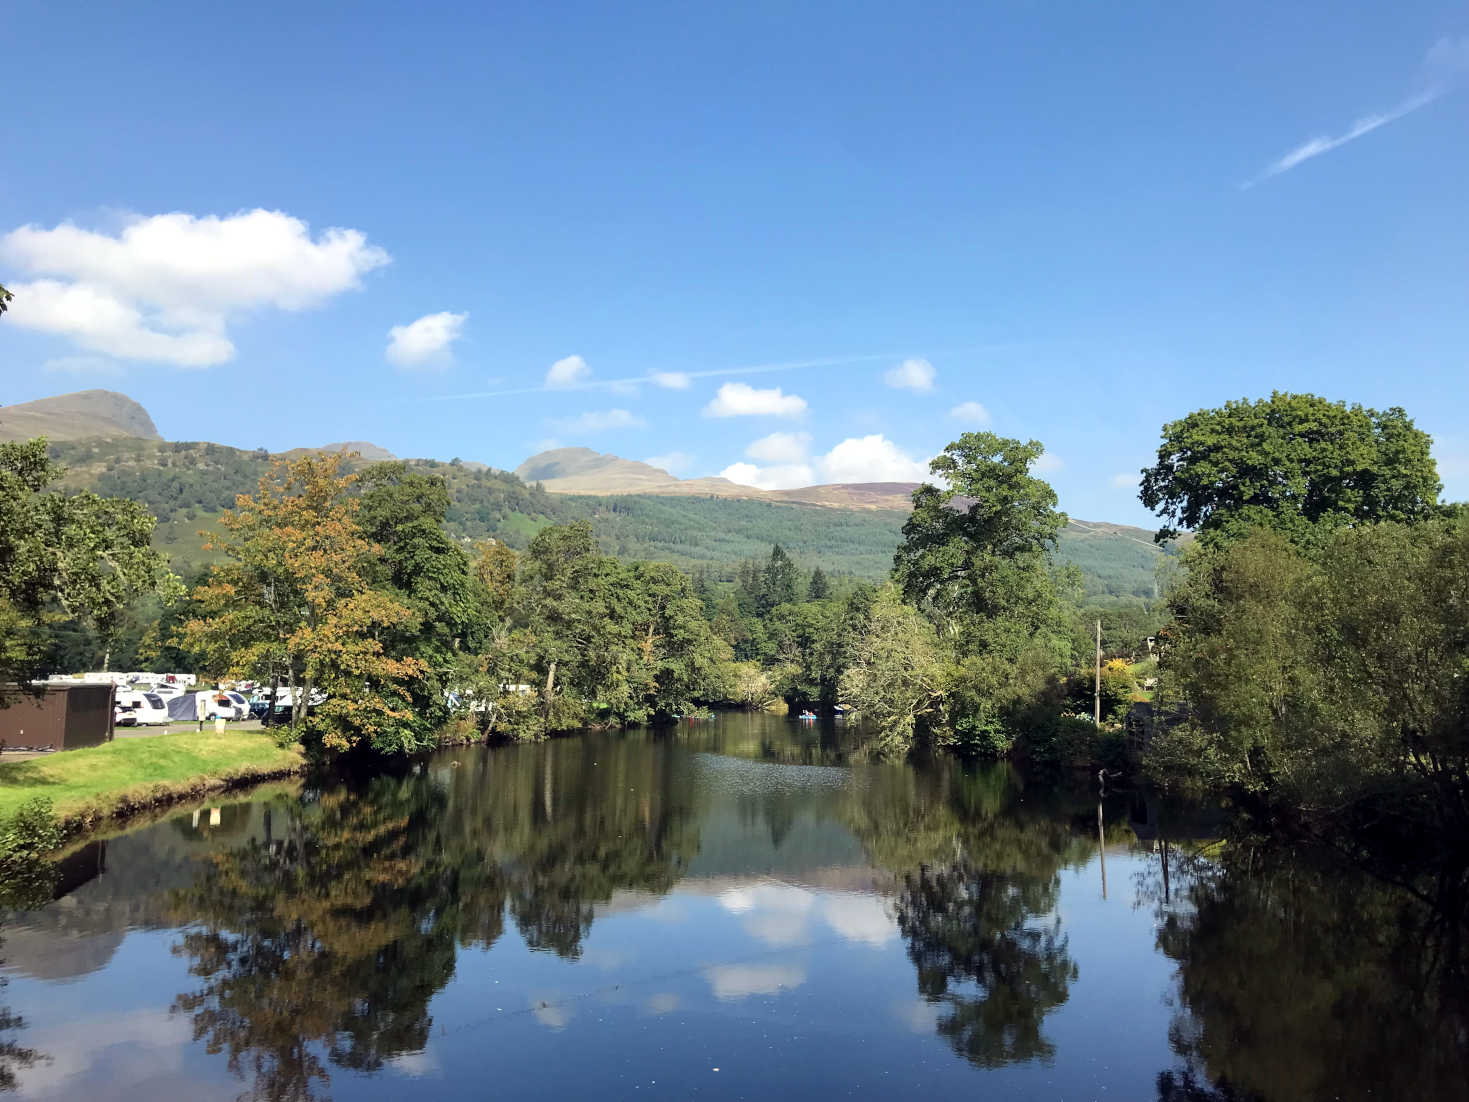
759, 544, 799, 612
1150, 515, 1469, 822
181, 455, 425, 755
0, 438, 175, 686
807, 566, 831, 601
356, 463, 487, 733
838, 586, 950, 754
891, 433, 1074, 744
894, 432, 1067, 638
1139, 392, 1442, 547
0, 283, 11, 316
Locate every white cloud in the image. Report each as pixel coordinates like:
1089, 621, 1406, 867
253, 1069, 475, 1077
746, 431, 812, 464
650, 371, 691, 389
6, 279, 234, 366
644, 451, 694, 474
386, 310, 466, 367
1034, 452, 1063, 473
545, 354, 591, 387
883, 357, 936, 392
719, 460, 815, 490
555, 408, 646, 432
703, 382, 807, 418
1, 209, 388, 366
722, 432, 928, 488
818, 434, 930, 483
949, 401, 991, 426
1111, 471, 1138, 489
1246, 37, 1469, 187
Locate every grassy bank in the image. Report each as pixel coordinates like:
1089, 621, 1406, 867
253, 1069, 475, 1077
0, 731, 305, 829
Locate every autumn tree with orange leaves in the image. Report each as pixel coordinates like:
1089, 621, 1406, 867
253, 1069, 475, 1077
182, 454, 426, 755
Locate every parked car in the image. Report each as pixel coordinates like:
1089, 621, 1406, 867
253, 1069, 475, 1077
114, 702, 138, 727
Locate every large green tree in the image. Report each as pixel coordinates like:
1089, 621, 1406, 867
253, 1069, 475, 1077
356, 463, 487, 731
0, 438, 175, 686
1139, 392, 1442, 547
894, 432, 1068, 639
889, 433, 1075, 749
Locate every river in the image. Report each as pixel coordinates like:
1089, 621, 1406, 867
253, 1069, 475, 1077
0, 713, 1463, 1100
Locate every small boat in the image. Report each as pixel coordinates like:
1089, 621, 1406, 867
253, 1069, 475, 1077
798, 711, 817, 721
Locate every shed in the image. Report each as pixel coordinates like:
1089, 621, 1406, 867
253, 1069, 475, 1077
0, 682, 116, 752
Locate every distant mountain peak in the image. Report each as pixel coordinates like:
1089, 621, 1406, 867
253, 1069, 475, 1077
0, 389, 161, 443
514, 447, 686, 490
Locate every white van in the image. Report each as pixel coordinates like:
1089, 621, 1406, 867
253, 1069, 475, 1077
117, 690, 170, 726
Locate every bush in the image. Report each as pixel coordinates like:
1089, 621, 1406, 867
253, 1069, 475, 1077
0, 798, 63, 908
949, 712, 1015, 758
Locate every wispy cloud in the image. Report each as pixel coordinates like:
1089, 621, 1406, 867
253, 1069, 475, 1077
1245, 90, 1441, 187
1245, 35, 1468, 188
882, 357, 935, 392
552, 408, 646, 432
949, 400, 990, 426
644, 450, 694, 474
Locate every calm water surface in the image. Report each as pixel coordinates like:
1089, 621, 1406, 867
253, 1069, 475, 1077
0, 714, 1463, 1100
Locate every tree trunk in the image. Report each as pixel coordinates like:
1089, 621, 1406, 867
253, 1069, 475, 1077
265, 674, 279, 729
295, 674, 312, 729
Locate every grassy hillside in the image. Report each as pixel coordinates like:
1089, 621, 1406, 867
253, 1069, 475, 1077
44, 437, 1171, 594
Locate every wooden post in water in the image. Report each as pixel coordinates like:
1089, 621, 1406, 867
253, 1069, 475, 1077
1094, 619, 1102, 726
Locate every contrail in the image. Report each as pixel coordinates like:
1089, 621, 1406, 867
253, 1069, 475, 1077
423, 342, 1046, 401
1243, 88, 1442, 188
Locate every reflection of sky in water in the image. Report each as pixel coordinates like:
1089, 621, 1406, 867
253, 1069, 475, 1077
4, 858, 1172, 1100
0, 728, 1182, 1101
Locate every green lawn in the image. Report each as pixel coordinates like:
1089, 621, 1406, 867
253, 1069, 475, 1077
0, 731, 304, 822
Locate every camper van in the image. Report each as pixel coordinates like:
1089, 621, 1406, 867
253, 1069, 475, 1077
116, 690, 170, 726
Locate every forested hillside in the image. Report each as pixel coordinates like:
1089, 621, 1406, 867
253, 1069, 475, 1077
45, 437, 1171, 595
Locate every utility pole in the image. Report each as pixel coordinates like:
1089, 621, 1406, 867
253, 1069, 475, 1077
1094, 619, 1102, 726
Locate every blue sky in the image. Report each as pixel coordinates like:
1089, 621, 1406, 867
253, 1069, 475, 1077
2, 2, 1465, 526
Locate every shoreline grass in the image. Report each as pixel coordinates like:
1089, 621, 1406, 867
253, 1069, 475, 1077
0, 731, 305, 829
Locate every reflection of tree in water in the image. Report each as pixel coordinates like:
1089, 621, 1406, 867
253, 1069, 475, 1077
898, 861, 1075, 1065
168, 778, 476, 1102
438, 737, 699, 959
166, 738, 699, 1099
0, 941, 43, 1092
0, 815, 58, 1092
848, 760, 1090, 1068
1151, 840, 1469, 1102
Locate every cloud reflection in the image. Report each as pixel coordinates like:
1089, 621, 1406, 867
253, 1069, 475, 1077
705, 964, 806, 1000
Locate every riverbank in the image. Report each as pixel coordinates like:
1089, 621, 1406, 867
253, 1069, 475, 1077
0, 730, 305, 833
